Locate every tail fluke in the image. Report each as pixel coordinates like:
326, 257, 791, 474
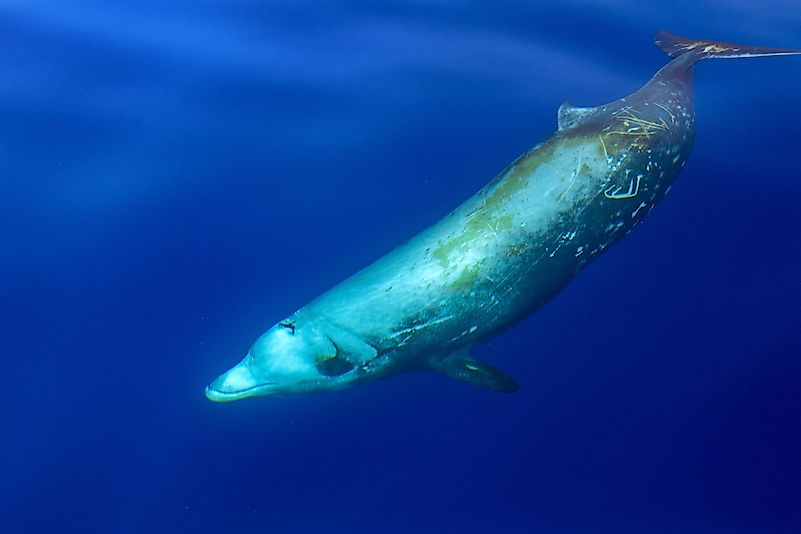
655, 31, 801, 60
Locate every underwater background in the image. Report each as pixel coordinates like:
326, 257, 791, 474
2, 1, 801, 532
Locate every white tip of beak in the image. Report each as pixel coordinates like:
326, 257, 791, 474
205, 363, 258, 402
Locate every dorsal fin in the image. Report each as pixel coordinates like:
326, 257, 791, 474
557, 102, 596, 130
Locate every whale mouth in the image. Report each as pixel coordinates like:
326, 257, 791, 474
205, 382, 276, 402
205, 373, 357, 402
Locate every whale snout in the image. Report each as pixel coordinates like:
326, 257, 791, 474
205, 361, 269, 402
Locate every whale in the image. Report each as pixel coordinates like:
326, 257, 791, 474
206, 32, 801, 402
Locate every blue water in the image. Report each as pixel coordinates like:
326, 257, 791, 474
3, 2, 801, 532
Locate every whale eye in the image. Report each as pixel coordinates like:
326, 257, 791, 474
279, 322, 296, 334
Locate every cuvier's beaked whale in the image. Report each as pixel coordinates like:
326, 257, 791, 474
206, 32, 801, 402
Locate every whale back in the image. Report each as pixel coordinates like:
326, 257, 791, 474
556, 32, 801, 135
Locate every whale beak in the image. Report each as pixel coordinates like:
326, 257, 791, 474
205, 361, 264, 402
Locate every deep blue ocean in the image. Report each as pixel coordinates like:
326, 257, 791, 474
3, 1, 801, 533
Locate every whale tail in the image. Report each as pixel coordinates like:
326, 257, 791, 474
655, 31, 801, 61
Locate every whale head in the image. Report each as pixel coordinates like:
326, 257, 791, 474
205, 316, 372, 401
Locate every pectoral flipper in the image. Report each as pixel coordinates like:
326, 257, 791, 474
429, 352, 519, 393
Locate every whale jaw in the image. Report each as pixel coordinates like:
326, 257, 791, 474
204, 353, 364, 402
204, 361, 276, 402
205, 382, 277, 402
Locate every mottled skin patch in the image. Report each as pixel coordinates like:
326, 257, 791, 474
431, 136, 602, 275
451, 261, 485, 290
